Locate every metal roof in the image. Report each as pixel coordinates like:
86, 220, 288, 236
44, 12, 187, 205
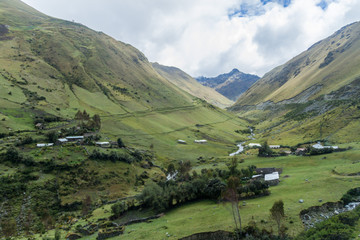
264, 172, 279, 181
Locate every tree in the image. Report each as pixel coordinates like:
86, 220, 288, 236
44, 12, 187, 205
82, 110, 90, 120
223, 176, 242, 237
138, 183, 167, 212
227, 158, 239, 176
81, 195, 92, 216
75, 110, 83, 120
270, 200, 285, 236
1, 217, 17, 237
117, 138, 125, 148
167, 163, 176, 175
55, 228, 61, 240
178, 160, 192, 181
92, 114, 101, 129
258, 141, 273, 157
111, 201, 128, 218
46, 130, 58, 143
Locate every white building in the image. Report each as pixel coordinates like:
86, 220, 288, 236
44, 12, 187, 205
95, 142, 111, 148
312, 142, 337, 149
264, 172, 280, 186
66, 136, 84, 141
37, 143, 54, 147
194, 140, 207, 144
177, 140, 187, 144
248, 143, 261, 148
269, 145, 280, 149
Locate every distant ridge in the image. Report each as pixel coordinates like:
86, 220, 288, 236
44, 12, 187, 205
196, 69, 259, 101
152, 63, 233, 108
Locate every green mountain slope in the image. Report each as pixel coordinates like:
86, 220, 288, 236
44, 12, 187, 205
152, 63, 233, 108
231, 22, 360, 144
0, 0, 247, 160
0, 0, 196, 120
235, 21, 360, 107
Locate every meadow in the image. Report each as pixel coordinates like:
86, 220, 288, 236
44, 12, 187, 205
26, 143, 359, 240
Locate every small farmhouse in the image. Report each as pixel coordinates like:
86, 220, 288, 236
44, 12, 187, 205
248, 143, 261, 148
312, 142, 338, 150
56, 138, 68, 145
37, 143, 54, 148
194, 140, 207, 144
269, 145, 280, 149
295, 148, 306, 155
312, 142, 325, 149
35, 123, 44, 130
66, 136, 84, 142
264, 172, 280, 186
281, 150, 291, 155
177, 140, 187, 144
95, 142, 111, 148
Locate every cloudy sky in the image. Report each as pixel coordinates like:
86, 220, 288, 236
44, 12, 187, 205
22, 0, 360, 77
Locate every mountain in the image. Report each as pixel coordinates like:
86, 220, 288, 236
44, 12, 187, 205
234, 21, 360, 108
0, 0, 246, 157
196, 69, 260, 101
0, 0, 198, 120
231, 22, 360, 145
152, 63, 233, 108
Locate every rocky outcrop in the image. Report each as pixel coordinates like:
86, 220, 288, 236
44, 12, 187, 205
300, 201, 360, 230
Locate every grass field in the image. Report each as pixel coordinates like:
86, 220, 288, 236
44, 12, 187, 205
57, 144, 360, 240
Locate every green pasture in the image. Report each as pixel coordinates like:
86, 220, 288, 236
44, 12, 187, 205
75, 146, 360, 240
100, 106, 247, 163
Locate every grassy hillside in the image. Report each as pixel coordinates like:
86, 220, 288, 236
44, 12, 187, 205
235, 21, 360, 106
152, 63, 233, 108
0, 0, 248, 155
0, 0, 197, 121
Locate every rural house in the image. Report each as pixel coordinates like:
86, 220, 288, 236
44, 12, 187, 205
248, 143, 261, 148
95, 142, 111, 148
37, 143, 54, 148
178, 139, 187, 144
269, 145, 280, 149
56, 138, 68, 145
66, 136, 84, 142
295, 148, 306, 155
35, 123, 44, 130
264, 172, 280, 186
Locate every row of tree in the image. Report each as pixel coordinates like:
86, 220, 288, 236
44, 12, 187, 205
75, 110, 101, 130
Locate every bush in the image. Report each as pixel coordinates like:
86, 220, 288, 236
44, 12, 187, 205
89, 150, 135, 163
46, 131, 58, 143
111, 201, 128, 218
138, 183, 168, 212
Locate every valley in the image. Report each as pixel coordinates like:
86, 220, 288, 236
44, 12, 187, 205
0, 0, 360, 240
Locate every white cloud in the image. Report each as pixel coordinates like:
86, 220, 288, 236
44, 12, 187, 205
22, 0, 360, 77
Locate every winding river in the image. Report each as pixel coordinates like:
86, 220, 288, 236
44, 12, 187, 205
229, 142, 245, 156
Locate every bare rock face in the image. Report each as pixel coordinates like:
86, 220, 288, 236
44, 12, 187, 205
300, 201, 349, 230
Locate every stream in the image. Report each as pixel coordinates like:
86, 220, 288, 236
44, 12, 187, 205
248, 127, 255, 140
229, 142, 245, 156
